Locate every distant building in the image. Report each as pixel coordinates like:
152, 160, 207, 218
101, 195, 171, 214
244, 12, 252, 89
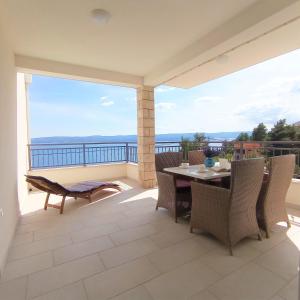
234, 142, 261, 160
294, 121, 300, 127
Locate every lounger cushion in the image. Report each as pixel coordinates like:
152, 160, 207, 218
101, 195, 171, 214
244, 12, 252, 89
67, 181, 119, 193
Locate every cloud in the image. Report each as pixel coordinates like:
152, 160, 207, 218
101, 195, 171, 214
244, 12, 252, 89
235, 103, 286, 125
194, 96, 223, 104
100, 96, 114, 106
101, 101, 114, 106
155, 86, 176, 93
253, 76, 300, 98
155, 102, 176, 112
125, 96, 136, 103
235, 98, 300, 126
234, 75, 300, 126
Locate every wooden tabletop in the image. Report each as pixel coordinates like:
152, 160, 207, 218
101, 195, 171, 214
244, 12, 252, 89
164, 164, 231, 180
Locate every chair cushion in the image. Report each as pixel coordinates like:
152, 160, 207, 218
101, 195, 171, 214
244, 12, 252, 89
176, 179, 191, 189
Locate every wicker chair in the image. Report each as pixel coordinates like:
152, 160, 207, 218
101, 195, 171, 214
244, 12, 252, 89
256, 154, 295, 238
155, 152, 191, 222
188, 150, 205, 165
190, 158, 265, 255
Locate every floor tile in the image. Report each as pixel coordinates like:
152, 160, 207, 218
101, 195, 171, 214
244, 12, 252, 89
245, 231, 287, 253
54, 236, 114, 265
147, 238, 210, 273
17, 220, 54, 235
110, 224, 159, 245
83, 213, 125, 227
8, 235, 71, 261
71, 223, 119, 243
27, 255, 104, 299
84, 257, 160, 300
188, 290, 218, 300
7, 182, 300, 300
254, 240, 299, 280
278, 276, 298, 300
122, 203, 157, 218
117, 212, 168, 230
209, 262, 287, 300
2, 252, 53, 281
100, 238, 158, 268
110, 285, 153, 300
197, 241, 262, 276
12, 232, 33, 246
149, 223, 193, 249
270, 296, 285, 300
34, 221, 84, 241
0, 276, 27, 300
145, 258, 220, 300
31, 281, 88, 300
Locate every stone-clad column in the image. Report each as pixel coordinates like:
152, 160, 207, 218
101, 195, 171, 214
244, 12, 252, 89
137, 85, 156, 188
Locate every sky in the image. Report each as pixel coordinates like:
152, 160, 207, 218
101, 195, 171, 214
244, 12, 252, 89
29, 49, 300, 138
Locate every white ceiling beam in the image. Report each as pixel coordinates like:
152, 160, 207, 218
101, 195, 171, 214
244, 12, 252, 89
144, 0, 299, 87
15, 55, 143, 88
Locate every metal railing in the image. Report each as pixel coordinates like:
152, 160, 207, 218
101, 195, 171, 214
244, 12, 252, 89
28, 140, 300, 176
28, 142, 138, 169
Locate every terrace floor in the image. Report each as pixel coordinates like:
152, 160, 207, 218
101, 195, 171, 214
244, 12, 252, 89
0, 178, 299, 300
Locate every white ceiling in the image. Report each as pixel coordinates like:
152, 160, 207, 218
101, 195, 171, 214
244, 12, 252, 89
0, 0, 257, 75
0, 0, 299, 87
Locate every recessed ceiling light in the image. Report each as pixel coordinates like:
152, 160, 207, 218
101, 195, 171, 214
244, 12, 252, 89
91, 9, 111, 25
215, 54, 229, 64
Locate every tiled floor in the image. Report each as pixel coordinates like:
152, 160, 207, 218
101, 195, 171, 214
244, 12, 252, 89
1, 178, 299, 300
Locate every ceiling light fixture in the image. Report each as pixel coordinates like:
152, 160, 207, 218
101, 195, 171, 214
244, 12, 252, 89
91, 9, 111, 25
215, 54, 229, 64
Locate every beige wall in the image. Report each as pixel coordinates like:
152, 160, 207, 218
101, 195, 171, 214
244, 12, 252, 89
17, 73, 30, 214
126, 163, 139, 182
286, 179, 300, 208
0, 27, 19, 275
28, 163, 139, 187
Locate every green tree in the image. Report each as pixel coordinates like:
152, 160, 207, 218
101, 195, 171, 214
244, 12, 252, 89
236, 132, 250, 141
268, 119, 297, 141
193, 132, 206, 144
252, 123, 268, 141
180, 137, 192, 161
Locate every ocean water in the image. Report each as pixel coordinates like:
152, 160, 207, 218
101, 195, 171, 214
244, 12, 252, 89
29, 141, 226, 169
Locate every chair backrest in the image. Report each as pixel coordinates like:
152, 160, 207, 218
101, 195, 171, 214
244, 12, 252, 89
155, 152, 183, 172
264, 154, 295, 211
229, 158, 265, 215
188, 150, 205, 165
25, 175, 68, 195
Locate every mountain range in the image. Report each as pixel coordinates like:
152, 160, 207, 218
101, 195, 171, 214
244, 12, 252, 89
31, 131, 250, 144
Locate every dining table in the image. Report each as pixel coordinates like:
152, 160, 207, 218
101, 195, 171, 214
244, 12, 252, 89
163, 164, 231, 181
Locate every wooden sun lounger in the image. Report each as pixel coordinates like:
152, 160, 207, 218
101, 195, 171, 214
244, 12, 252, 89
25, 175, 121, 214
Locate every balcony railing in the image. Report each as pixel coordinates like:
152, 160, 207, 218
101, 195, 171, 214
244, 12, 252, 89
28, 142, 138, 169
28, 141, 300, 176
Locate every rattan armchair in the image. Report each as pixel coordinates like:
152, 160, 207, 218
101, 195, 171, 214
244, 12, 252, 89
155, 152, 191, 222
188, 150, 205, 165
190, 158, 265, 255
256, 154, 295, 238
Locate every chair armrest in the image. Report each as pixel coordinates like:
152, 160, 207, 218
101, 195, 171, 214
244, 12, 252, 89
156, 171, 176, 200
191, 181, 230, 212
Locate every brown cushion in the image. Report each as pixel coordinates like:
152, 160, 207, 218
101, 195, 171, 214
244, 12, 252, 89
176, 179, 191, 189
67, 181, 119, 193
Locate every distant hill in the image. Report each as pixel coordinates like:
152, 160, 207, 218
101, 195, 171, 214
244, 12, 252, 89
31, 131, 250, 144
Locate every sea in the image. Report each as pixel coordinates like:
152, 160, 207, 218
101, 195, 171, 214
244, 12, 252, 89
30, 132, 244, 169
